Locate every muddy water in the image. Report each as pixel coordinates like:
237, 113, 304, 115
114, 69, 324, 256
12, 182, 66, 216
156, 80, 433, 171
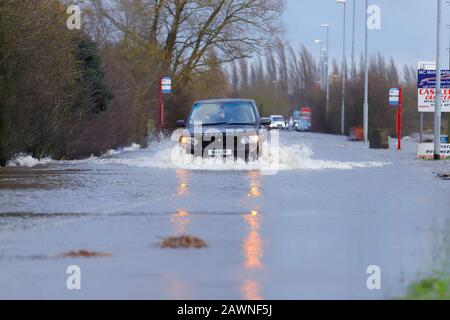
0, 132, 448, 299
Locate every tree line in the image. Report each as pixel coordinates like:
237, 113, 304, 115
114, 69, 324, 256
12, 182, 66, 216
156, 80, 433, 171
0, 0, 113, 165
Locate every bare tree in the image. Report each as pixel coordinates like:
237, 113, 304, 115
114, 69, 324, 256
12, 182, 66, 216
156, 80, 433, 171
239, 58, 249, 89
266, 50, 277, 84
90, 0, 285, 86
230, 61, 239, 95
276, 39, 288, 94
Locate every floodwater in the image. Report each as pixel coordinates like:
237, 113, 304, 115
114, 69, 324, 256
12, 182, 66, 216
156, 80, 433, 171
0, 132, 449, 299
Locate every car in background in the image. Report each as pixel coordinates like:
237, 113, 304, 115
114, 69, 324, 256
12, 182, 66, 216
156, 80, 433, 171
291, 107, 312, 131
269, 115, 286, 130
291, 110, 301, 131
176, 99, 272, 161
298, 107, 312, 131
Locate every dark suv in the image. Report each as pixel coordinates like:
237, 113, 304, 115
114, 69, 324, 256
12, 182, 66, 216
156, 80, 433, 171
176, 99, 271, 161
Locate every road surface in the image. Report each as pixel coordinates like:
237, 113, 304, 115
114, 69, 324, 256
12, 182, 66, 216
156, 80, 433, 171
0, 132, 449, 299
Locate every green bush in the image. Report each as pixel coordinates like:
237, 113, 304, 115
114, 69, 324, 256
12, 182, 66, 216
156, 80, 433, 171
406, 276, 450, 300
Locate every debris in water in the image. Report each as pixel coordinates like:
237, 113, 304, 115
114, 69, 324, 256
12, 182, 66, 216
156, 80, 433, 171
160, 235, 208, 249
437, 173, 450, 180
58, 250, 112, 258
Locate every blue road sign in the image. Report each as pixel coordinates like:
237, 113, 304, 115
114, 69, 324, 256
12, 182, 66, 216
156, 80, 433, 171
161, 76, 172, 94
418, 69, 450, 89
389, 88, 400, 106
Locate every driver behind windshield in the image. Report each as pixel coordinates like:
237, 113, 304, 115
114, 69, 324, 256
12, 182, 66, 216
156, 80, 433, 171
190, 102, 256, 125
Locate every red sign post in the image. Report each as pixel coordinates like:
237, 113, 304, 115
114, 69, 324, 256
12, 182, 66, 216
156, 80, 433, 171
396, 87, 403, 150
389, 87, 403, 150
158, 75, 164, 135
157, 76, 172, 136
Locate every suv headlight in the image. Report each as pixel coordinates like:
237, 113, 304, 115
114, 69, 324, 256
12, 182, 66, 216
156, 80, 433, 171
240, 135, 259, 144
180, 136, 198, 146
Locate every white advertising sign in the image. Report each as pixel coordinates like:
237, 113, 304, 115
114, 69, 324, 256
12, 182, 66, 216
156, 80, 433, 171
418, 143, 450, 160
418, 88, 450, 112
417, 61, 450, 112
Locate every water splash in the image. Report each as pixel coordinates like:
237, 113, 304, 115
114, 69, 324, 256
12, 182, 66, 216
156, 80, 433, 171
82, 138, 389, 171
5, 143, 141, 168
103, 143, 141, 156
6, 154, 53, 168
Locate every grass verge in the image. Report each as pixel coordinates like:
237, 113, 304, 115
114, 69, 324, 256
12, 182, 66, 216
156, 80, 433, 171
405, 274, 450, 300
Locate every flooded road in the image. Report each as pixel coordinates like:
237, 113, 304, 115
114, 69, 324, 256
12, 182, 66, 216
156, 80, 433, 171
0, 132, 449, 299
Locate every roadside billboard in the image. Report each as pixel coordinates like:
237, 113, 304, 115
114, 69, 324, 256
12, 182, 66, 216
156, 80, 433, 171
418, 143, 450, 160
417, 68, 450, 112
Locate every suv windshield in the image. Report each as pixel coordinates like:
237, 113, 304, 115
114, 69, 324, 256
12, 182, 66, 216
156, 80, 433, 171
189, 102, 256, 125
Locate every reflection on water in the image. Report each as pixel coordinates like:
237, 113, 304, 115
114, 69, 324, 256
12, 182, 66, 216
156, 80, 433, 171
248, 171, 262, 198
243, 211, 263, 270
164, 170, 193, 299
165, 276, 192, 300
242, 171, 264, 300
169, 169, 265, 299
170, 210, 191, 235
242, 279, 263, 300
171, 169, 191, 235
176, 169, 190, 197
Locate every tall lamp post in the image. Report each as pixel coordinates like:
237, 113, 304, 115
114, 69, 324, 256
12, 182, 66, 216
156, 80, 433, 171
447, 22, 450, 141
314, 39, 323, 88
447, 0, 450, 141
321, 24, 330, 122
337, 0, 347, 135
447, 24, 450, 68
363, 0, 369, 143
434, 0, 442, 160
351, 0, 356, 77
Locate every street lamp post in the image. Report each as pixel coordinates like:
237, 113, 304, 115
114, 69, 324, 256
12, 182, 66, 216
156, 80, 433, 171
447, 24, 450, 69
447, 23, 450, 141
351, 0, 356, 77
337, 0, 347, 135
322, 48, 327, 89
447, 0, 450, 141
447, 1, 450, 68
434, 0, 442, 160
314, 39, 323, 88
321, 24, 330, 122
363, 0, 369, 143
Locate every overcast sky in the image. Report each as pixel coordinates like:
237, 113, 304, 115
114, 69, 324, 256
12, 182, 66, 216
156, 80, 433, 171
284, 0, 450, 69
